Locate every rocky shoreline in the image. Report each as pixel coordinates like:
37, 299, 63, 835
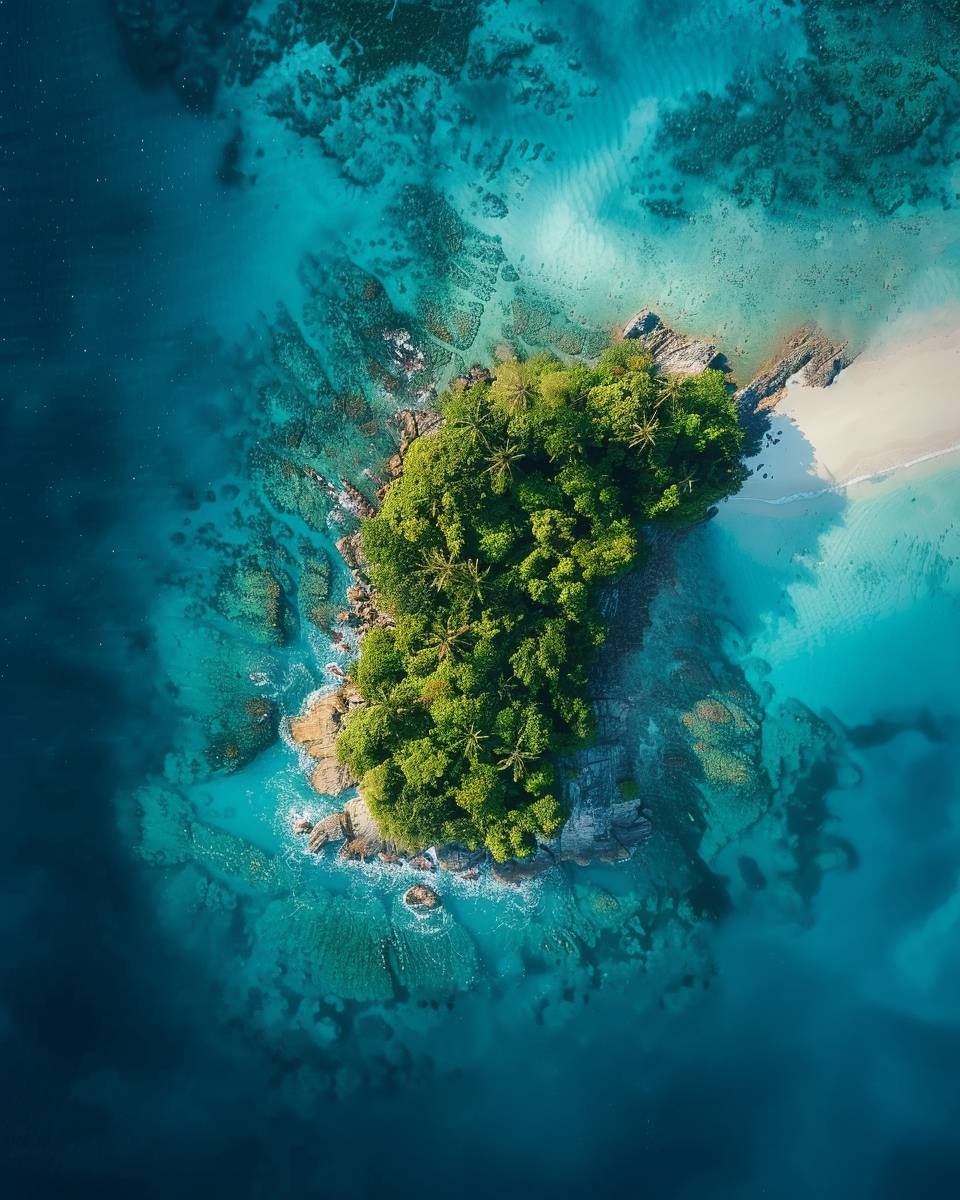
288, 310, 853, 888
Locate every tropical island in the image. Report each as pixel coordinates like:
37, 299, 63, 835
330, 341, 747, 861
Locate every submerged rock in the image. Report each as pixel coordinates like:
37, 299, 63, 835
218, 562, 293, 646
388, 904, 479, 997
298, 556, 333, 628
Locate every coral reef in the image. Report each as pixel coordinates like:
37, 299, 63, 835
650, 0, 960, 218
217, 561, 294, 646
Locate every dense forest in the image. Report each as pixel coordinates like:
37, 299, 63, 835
336, 346, 746, 859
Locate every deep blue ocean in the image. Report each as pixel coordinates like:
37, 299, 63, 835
3, 1, 960, 1195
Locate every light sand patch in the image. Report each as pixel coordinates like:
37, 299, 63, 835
733, 310, 960, 509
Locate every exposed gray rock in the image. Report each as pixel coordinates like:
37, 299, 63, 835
734, 325, 852, 416
621, 308, 726, 374
622, 309, 851, 419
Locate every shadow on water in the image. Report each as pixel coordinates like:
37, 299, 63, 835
701, 413, 850, 647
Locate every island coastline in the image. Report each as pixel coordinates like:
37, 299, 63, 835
287, 308, 855, 888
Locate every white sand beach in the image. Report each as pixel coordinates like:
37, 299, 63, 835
733, 311, 960, 509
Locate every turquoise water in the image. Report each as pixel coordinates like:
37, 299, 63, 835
4, 0, 960, 1194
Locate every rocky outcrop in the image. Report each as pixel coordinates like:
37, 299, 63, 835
289, 688, 361, 797
339, 837, 380, 862
621, 308, 726, 374
338, 479, 377, 519
298, 794, 398, 858
390, 406, 443, 454
404, 884, 441, 910
435, 844, 485, 873
290, 690, 353, 758
305, 811, 347, 853
455, 365, 494, 388
492, 846, 558, 885
379, 407, 444, 496
621, 309, 851, 421
733, 325, 851, 416
335, 531, 365, 577
346, 581, 391, 634
308, 758, 357, 796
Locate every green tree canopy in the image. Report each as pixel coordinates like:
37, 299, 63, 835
337, 348, 746, 859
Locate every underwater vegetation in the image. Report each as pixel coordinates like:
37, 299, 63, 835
650, 0, 960, 217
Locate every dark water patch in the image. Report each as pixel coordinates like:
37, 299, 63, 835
738, 854, 767, 889
846, 708, 954, 748
110, 0, 257, 112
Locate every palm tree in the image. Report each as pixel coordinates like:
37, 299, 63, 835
456, 558, 489, 605
493, 362, 537, 414
461, 723, 489, 762
418, 547, 460, 592
426, 616, 472, 662
628, 412, 659, 451
657, 373, 686, 415
484, 440, 525, 489
497, 736, 536, 782
450, 397, 492, 447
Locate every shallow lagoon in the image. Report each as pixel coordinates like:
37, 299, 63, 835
4, 0, 960, 1194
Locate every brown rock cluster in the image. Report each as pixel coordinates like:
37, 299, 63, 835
289, 688, 361, 797
403, 884, 441, 910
